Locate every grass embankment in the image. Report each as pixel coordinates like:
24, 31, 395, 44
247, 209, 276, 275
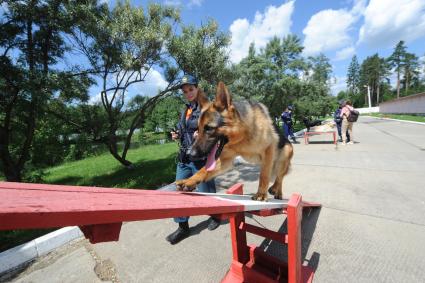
367, 113, 425, 123
0, 142, 179, 252
44, 142, 178, 189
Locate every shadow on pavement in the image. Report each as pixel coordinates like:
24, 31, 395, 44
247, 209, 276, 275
254, 206, 321, 272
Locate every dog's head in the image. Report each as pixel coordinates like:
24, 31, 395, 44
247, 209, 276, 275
189, 82, 234, 171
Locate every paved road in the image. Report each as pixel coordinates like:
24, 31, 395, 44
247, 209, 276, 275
5, 117, 425, 283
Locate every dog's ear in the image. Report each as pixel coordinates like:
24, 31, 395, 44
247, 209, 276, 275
197, 88, 209, 109
214, 81, 232, 111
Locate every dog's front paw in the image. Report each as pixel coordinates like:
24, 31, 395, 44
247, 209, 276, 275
251, 192, 268, 201
175, 179, 197, 191
274, 193, 282, 200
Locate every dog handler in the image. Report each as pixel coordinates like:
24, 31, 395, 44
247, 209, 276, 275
166, 74, 220, 245
281, 105, 297, 143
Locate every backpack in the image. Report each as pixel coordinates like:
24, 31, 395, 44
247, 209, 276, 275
347, 109, 360, 122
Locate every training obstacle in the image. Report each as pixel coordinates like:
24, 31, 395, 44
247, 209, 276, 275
0, 181, 320, 282
304, 131, 337, 145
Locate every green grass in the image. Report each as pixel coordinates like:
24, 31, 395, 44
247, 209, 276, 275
44, 142, 178, 189
366, 113, 425, 123
0, 142, 179, 252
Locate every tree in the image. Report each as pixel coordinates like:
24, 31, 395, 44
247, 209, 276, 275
402, 52, 420, 95
346, 55, 360, 98
167, 19, 231, 95
231, 38, 334, 122
141, 95, 182, 132
70, 1, 180, 167
263, 34, 305, 77
359, 54, 390, 106
69, 5, 230, 167
230, 43, 271, 101
307, 53, 332, 87
388, 40, 407, 99
0, 0, 92, 181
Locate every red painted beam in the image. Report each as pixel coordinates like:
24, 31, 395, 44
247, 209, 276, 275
0, 182, 245, 231
239, 222, 287, 245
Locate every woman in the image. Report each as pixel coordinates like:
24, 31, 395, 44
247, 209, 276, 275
340, 100, 354, 145
166, 74, 220, 245
334, 101, 350, 143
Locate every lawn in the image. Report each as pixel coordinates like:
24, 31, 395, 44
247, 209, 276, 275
0, 142, 179, 252
44, 142, 178, 189
367, 113, 425, 123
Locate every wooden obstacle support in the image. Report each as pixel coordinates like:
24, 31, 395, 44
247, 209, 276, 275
221, 184, 320, 283
0, 182, 320, 282
304, 131, 336, 145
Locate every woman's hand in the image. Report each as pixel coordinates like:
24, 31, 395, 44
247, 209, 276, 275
171, 131, 179, 141
193, 130, 199, 139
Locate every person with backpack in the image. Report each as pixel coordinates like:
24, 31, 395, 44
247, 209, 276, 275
340, 100, 357, 145
334, 101, 350, 142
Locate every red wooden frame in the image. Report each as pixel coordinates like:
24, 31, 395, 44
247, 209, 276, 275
221, 184, 320, 283
0, 182, 320, 282
304, 131, 336, 145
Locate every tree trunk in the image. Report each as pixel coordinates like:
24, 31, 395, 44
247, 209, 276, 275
108, 142, 132, 167
0, 126, 22, 182
396, 70, 400, 99
377, 83, 380, 105
405, 70, 409, 95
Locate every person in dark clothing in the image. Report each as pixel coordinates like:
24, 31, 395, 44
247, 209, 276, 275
281, 105, 296, 143
166, 75, 220, 245
334, 101, 350, 142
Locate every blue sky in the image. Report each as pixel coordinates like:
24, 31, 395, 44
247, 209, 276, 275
120, 0, 425, 98
166, 0, 425, 95
4, 1, 424, 99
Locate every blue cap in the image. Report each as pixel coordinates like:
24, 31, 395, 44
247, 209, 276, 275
179, 74, 198, 88
287, 105, 293, 110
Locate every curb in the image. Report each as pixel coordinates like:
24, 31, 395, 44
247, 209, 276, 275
365, 115, 425, 125
0, 227, 83, 275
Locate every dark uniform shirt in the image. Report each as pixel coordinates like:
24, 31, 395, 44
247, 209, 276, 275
176, 103, 206, 166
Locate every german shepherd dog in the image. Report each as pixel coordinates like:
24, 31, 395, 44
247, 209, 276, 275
175, 82, 293, 201
303, 117, 322, 132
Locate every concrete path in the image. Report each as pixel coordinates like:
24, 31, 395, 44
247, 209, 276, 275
4, 116, 425, 283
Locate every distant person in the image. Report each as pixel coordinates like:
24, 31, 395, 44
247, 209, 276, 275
340, 100, 354, 145
281, 105, 296, 143
167, 75, 220, 245
334, 101, 350, 142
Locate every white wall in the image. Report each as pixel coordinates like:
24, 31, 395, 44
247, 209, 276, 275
379, 93, 425, 114
356, 107, 379, 114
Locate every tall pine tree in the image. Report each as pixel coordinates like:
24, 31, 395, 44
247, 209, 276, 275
346, 55, 360, 98
388, 40, 407, 98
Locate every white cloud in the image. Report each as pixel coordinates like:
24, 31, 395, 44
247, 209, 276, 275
189, 0, 203, 7
302, 0, 366, 56
335, 46, 356, 61
164, 0, 181, 6
358, 0, 425, 47
135, 69, 169, 97
228, 1, 295, 63
164, 0, 202, 8
88, 69, 168, 105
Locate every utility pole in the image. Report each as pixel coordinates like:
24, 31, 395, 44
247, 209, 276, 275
364, 85, 372, 108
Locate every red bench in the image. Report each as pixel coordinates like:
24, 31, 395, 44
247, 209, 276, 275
0, 181, 320, 283
304, 131, 337, 145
